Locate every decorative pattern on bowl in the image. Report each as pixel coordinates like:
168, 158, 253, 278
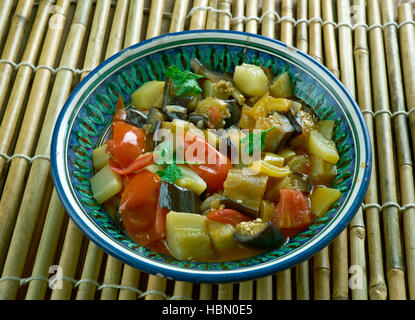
51, 31, 371, 283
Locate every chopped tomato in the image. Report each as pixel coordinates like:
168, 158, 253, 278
206, 209, 253, 226
119, 170, 162, 246
109, 152, 154, 175
112, 122, 146, 169
274, 189, 314, 230
184, 133, 232, 192
113, 95, 126, 122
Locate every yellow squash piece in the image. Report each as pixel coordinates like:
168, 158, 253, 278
266, 97, 292, 113
166, 211, 213, 260
249, 160, 291, 178
263, 152, 285, 167
308, 129, 339, 164
311, 187, 341, 218
131, 80, 164, 109
90, 164, 123, 205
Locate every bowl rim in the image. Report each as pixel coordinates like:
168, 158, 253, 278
51, 30, 372, 283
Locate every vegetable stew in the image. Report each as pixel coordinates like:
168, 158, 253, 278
90, 59, 341, 262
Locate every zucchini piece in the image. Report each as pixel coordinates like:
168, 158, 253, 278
92, 143, 110, 171
200, 193, 222, 215
286, 155, 309, 173
269, 72, 294, 98
174, 165, 207, 195
222, 168, 269, 217
263, 152, 285, 167
234, 219, 285, 249
278, 173, 313, 193
206, 220, 236, 252
131, 80, 165, 109
311, 187, 341, 217
278, 148, 296, 164
233, 63, 269, 97
159, 181, 200, 213
308, 129, 339, 164
317, 120, 335, 140
310, 155, 337, 185
90, 164, 123, 204
166, 211, 213, 260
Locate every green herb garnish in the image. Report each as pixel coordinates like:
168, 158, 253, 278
165, 65, 204, 96
156, 163, 184, 184
241, 127, 275, 155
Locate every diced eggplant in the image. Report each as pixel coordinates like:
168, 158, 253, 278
224, 99, 241, 129
286, 109, 303, 136
259, 200, 276, 223
234, 219, 285, 249
279, 172, 313, 193
286, 155, 309, 173
310, 154, 337, 185
188, 113, 208, 129
222, 168, 269, 217
206, 220, 236, 252
220, 195, 259, 217
165, 105, 188, 120
158, 181, 200, 213
191, 58, 245, 104
146, 106, 167, 133
125, 108, 147, 128
255, 112, 294, 152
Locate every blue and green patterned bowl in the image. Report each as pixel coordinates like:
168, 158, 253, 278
51, 31, 371, 283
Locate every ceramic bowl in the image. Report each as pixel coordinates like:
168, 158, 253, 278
51, 30, 371, 283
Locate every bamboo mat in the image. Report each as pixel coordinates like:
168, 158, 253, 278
0, 0, 414, 301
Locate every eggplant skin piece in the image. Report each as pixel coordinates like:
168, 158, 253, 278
158, 181, 200, 214
125, 108, 147, 128
220, 196, 258, 218
224, 99, 241, 129
234, 220, 285, 249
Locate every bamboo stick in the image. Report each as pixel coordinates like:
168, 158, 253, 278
231, 0, 244, 31
322, 0, 339, 77
189, 0, 208, 31
280, 0, 294, 45
296, 0, 308, 53
381, 0, 412, 300
255, 276, 272, 300
367, 0, 406, 300
276, 272, 292, 300
218, 283, 233, 300
332, 0, 354, 301
0, 0, 35, 118
124, 0, 144, 48
145, 0, 164, 39
398, 2, 415, 301
0, 0, 92, 301
352, 0, 387, 301
218, 0, 231, 30
295, 261, 310, 300
261, 0, 275, 39
118, 265, 141, 300
0, 0, 56, 270
245, 0, 258, 34
205, 0, 218, 29
145, 275, 167, 300
199, 283, 213, 300
172, 281, 193, 300
169, 0, 189, 33
100, 256, 123, 300
0, 0, 14, 52
294, 0, 311, 301
238, 281, 253, 300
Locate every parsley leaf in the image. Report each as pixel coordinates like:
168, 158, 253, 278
241, 127, 275, 155
156, 163, 184, 184
165, 65, 204, 96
